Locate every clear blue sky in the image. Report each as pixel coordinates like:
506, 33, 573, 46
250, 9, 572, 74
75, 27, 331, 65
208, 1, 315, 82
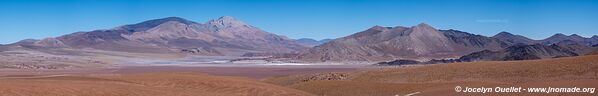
1, 0, 597, 44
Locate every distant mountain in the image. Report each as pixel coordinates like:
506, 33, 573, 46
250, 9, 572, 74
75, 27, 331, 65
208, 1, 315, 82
552, 40, 597, 55
294, 38, 333, 47
491, 32, 598, 47
492, 31, 537, 44
8, 16, 307, 56
490, 32, 598, 47
294, 38, 318, 47
0, 39, 38, 51
459, 43, 594, 61
541, 33, 592, 45
297, 23, 510, 61
319, 39, 333, 43
590, 35, 598, 46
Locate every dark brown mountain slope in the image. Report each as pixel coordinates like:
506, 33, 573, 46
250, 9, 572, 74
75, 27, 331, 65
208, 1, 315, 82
542, 33, 595, 45
459, 42, 596, 61
297, 23, 508, 62
492, 31, 537, 44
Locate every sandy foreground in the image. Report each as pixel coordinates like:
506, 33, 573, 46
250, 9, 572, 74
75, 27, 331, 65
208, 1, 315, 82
265, 55, 598, 96
0, 55, 597, 96
0, 72, 315, 96
0, 65, 359, 96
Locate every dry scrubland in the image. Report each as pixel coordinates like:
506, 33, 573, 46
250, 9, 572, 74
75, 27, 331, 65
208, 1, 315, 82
0, 73, 313, 96
265, 55, 598, 96
0, 54, 596, 96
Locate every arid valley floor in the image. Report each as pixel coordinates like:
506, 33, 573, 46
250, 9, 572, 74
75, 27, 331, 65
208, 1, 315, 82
1, 54, 597, 96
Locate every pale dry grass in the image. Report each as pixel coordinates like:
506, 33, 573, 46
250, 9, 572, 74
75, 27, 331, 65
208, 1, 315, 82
266, 55, 598, 96
0, 72, 314, 96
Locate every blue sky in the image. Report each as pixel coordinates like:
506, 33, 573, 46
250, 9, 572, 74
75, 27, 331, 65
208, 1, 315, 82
1, 0, 597, 44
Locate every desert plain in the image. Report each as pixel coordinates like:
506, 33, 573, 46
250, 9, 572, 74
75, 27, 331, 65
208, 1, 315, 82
0, 53, 596, 96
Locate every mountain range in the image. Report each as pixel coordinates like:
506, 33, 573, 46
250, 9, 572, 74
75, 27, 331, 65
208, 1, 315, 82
297, 23, 511, 61
294, 38, 332, 47
1, 16, 596, 63
460, 44, 596, 61
3, 16, 307, 56
297, 23, 597, 62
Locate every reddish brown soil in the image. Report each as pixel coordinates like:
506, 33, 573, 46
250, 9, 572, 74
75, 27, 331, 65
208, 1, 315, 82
266, 55, 598, 96
0, 72, 314, 96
